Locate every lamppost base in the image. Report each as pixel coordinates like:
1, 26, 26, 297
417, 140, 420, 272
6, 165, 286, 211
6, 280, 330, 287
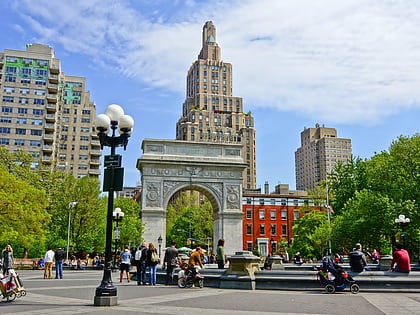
94, 295, 118, 307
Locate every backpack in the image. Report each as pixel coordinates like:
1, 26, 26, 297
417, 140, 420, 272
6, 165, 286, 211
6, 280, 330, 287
151, 251, 159, 262
134, 248, 142, 261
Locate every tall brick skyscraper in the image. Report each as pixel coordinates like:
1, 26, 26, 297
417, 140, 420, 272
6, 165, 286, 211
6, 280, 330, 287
176, 21, 257, 188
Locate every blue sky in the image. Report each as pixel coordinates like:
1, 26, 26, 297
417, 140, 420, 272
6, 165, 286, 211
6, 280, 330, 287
1, 0, 419, 190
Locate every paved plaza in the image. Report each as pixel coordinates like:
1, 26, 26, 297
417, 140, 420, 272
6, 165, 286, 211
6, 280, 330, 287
1, 269, 420, 314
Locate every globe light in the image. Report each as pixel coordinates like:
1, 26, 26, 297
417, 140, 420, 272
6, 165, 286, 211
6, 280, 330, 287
94, 114, 111, 131
118, 114, 134, 133
105, 104, 124, 122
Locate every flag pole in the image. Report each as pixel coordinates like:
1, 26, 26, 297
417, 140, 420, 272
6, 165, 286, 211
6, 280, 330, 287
325, 173, 332, 257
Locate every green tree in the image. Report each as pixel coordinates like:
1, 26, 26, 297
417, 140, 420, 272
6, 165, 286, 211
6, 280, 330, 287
113, 197, 144, 248
47, 175, 105, 254
289, 210, 331, 259
0, 164, 50, 258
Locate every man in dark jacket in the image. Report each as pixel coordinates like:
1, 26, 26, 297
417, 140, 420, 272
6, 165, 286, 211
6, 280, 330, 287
163, 241, 178, 285
134, 242, 148, 285
349, 243, 368, 272
54, 247, 65, 279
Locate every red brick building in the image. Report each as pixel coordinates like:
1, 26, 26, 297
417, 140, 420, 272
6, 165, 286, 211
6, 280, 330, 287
242, 184, 322, 256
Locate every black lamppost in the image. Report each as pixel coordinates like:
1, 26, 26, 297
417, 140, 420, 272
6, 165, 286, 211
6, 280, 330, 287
158, 235, 163, 259
93, 104, 133, 307
395, 214, 410, 246
112, 207, 124, 268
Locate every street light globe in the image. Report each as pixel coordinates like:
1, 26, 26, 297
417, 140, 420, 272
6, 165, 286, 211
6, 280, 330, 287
118, 114, 134, 133
94, 114, 111, 131
113, 207, 124, 218
399, 214, 406, 220
105, 104, 124, 122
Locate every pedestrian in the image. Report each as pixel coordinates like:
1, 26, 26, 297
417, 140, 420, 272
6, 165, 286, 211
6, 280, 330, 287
119, 245, 132, 283
189, 246, 203, 270
349, 243, 368, 272
44, 247, 55, 279
163, 240, 178, 285
137, 242, 148, 285
54, 246, 65, 279
216, 239, 226, 269
2, 245, 14, 275
389, 244, 411, 273
146, 243, 159, 285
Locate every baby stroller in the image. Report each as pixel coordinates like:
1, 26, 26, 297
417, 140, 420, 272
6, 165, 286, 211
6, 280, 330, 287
317, 257, 359, 294
0, 269, 26, 302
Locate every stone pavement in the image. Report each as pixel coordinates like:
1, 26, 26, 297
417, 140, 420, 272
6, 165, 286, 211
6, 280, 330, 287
1, 270, 420, 314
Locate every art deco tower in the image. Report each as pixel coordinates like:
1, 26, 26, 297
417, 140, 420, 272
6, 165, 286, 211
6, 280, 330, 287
176, 21, 257, 189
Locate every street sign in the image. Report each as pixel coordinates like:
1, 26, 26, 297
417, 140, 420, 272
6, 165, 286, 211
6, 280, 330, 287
103, 167, 124, 191
114, 227, 120, 240
104, 155, 122, 168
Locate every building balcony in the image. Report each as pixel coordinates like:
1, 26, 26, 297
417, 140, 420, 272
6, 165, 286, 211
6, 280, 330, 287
44, 123, 55, 131
45, 113, 56, 122
49, 64, 60, 74
49, 74, 59, 83
90, 150, 101, 156
42, 156, 53, 164
46, 103, 57, 111
42, 145, 53, 152
47, 83, 58, 93
90, 159, 101, 165
91, 139, 100, 146
46, 94, 57, 103
88, 169, 101, 175
43, 134, 54, 142
73, 86, 83, 92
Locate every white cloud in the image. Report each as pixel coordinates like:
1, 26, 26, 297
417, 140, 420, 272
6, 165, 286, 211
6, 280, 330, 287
16, 0, 420, 125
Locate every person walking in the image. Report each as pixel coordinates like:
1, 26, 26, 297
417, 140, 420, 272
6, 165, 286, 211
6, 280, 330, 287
349, 243, 368, 272
44, 247, 55, 279
2, 245, 14, 275
146, 243, 159, 285
163, 240, 178, 285
119, 245, 132, 283
216, 239, 226, 269
133, 242, 148, 285
54, 246, 65, 279
389, 244, 411, 273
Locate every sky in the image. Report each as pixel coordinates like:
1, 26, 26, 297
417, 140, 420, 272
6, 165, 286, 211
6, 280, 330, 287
0, 0, 419, 190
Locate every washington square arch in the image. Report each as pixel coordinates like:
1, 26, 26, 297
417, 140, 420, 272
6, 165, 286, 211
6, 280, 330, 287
136, 139, 247, 255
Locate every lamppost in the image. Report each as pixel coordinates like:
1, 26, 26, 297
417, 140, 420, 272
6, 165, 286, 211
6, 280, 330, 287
66, 202, 77, 263
112, 207, 124, 268
395, 214, 410, 246
93, 104, 133, 307
158, 235, 163, 259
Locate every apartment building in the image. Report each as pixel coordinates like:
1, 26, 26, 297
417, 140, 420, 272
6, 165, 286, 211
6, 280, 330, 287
0, 44, 100, 178
242, 183, 321, 256
295, 123, 352, 190
176, 21, 257, 189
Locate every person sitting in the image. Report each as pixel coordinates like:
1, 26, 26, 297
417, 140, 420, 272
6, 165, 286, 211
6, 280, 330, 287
37, 258, 45, 270
294, 252, 304, 264
76, 258, 84, 270
389, 244, 410, 273
262, 255, 272, 270
70, 256, 78, 270
371, 249, 380, 264
349, 243, 368, 272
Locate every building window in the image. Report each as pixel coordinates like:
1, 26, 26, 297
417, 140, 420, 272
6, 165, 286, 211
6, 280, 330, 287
2, 107, 13, 113
14, 139, 25, 146
33, 99, 45, 105
60, 144, 67, 150
246, 198, 252, 204
0, 138, 10, 145
247, 242, 253, 251
259, 210, 265, 220
294, 210, 299, 220
80, 145, 88, 150
246, 209, 252, 219
19, 98, 29, 104
78, 165, 88, 170
32, 109, 44, 115
282, 224, 287, 236
80, 136, 89, 141
31, 129, 42, 136
0, 128, 11, 134
3, 96, 14, 103
259, 224, 265, 235
281, 210, 287, 220
271, 224, 277, 235
270, 210, 276, 220
3, 86, 15, 93
16, 128, 26, 135
35, 80, 46, 85
18, 108, 28, 114
30, 140, 41, 146
81, 118, 90, 123
0, 117, 12, 123
5, 76, 16, 82
34, 89, 46, 96
259, 198, 264, 205
246, 224, 252, 235
32, 119, 42, 125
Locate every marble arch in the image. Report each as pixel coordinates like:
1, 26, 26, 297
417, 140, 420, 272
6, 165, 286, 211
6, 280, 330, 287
136, 139, 247, 256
